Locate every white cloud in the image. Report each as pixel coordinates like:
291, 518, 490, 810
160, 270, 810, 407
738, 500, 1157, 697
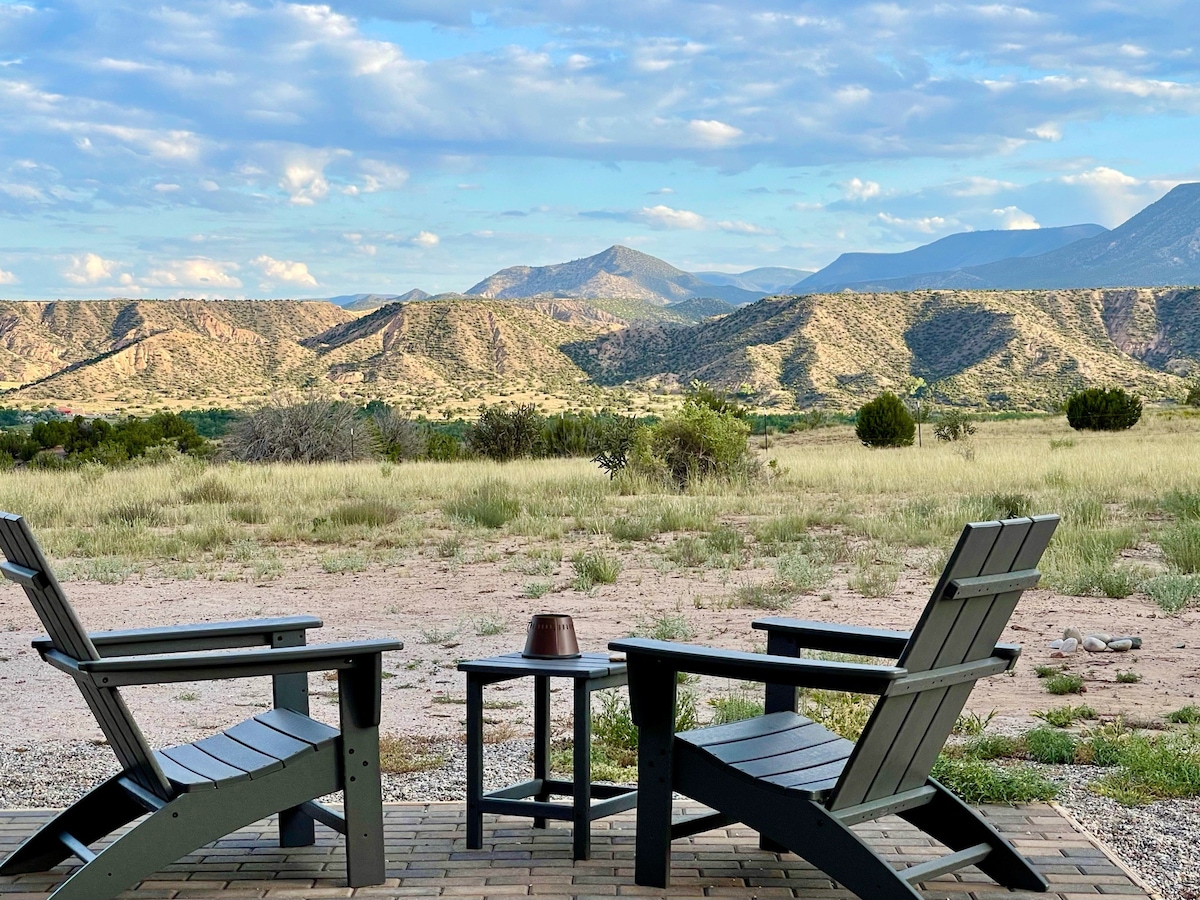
950, 177, 1017, 197
992, 206, 1040, 229
843, 178, 881, 201
253, 255, 317, 287
64, 252, 119, 285
1059, 166, 1140, 188
154, 183, 180, 192
636, 205, 708, 230
412, 231, 440, 247
687, 119, 743, 146
648, 187, 675, 195
279, 161, 329, 205
877, 212, 948, 234
1028, 122, 1061, 141
143, 258, 242, 289
0, 267, 17, 285
359, 159, 409, 194
716, 219, 773, 235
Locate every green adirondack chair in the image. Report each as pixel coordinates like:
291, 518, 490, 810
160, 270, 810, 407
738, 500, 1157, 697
610, 514, 1058, 900
0, 512, 402, 900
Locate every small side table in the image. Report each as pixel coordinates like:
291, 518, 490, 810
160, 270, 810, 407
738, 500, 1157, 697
457, 651, 637, 860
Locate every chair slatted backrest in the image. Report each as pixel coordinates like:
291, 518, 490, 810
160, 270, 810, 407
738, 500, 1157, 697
0, 513, 172, 799
829, 515, 1058, 811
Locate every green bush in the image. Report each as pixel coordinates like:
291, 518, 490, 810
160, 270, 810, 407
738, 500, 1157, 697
636, 401, 752, 488
855, 392, 915, 448
933, 409, 976, 442
1065, 387, 1142, 431
1044, 673, 1085, 695
591, 413, 641, 479
466, 403, 543, 461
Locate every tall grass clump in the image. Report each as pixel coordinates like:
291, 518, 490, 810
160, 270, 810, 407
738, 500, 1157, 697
445, 480, 521, 528
1143, 573, 1200, 614
572, 550, 621, 589
1161, 522, 1200, 573
329, 499, 400, 528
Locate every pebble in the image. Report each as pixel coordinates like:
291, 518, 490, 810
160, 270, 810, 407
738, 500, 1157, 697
1060, 637, 1078, 654
1082, 636, 1108, 652
1107, 639, 1133, 652
1049, 639, 1063, 650
1063, 626, 1084, 642
1090, 632, 1113, 645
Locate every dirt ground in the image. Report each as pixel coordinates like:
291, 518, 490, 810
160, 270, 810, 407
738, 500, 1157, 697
0, 547, 1195, 750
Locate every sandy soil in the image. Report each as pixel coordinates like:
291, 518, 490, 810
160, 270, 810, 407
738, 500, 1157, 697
0, 547, 1196, 751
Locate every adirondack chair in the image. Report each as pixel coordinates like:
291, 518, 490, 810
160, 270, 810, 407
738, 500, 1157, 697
610, 514, 1058, 900
0, 512, 402, 900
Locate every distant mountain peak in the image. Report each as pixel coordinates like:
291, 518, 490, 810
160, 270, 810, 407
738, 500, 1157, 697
465, 245, 763, 306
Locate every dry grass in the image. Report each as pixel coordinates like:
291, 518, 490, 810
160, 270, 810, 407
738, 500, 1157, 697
4, 412, 1200, 600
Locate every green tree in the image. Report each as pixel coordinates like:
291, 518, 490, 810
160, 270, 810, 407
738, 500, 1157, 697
855, 392, 916, 448
1065, 388, 1142, 431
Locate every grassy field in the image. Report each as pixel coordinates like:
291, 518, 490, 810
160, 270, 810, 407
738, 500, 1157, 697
1, 410, 1199, 612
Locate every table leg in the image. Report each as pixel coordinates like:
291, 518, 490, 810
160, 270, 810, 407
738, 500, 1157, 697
572, 679, 592, 860
466, 674, 484, 849
533, 674, 550, 828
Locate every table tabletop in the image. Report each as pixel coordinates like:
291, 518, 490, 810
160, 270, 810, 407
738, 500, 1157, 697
457, 651, 627, 679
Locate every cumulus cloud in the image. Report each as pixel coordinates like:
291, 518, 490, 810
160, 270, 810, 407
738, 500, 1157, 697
992, 206, 1040, 229
0, 267, 16, 285
64, 252, 119, 285
143, 258, 242, 290
253, 255, 317, 287
412, 231, 440, 246
843, 178, 881, 201
635, 205, 708, 229
279, 161, 330, 205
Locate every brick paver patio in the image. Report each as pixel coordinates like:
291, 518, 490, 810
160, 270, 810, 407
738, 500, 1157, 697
0, 801, 1154, 899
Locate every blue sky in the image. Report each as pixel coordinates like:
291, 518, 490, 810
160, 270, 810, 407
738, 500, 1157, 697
0, 1, 1197, 298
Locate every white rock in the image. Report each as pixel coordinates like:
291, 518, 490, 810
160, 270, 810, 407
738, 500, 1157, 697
1049, 639, 1064, 649
1060, 637, 1078, 654
1064, 626, 1084, 642
1107, 639, 1133, 652
1090, 632, 1112, 644
1082, 636, 1108, 652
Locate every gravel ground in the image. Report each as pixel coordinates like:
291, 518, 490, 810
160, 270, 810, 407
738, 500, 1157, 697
2, 738, 1193, 897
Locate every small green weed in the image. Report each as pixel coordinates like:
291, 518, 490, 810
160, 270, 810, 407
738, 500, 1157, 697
632, 611, 695, 642
1167, 705, 1200, 724
1044, 673, 1085, 695
708, 690, 764, 725
1025, 727, 1079, 764
1032, 704, 1096, 727
1115, 671, 1141, 684
523, 580, 554, 599
930, 756, 1058, 804
1143, 572, 1200, 614
1033, 664, 1062, 678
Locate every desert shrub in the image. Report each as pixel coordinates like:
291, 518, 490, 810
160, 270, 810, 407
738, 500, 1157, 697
855, 392, 915, 448
425, 430, 466, 461
934, 409, 976, 442
2, 411, 210, 466
466, 403, 543, 461
1065, 387, 1142, 431
1185, 381, 1200, 407
636, 401, 752, 488
591, 413, 642, 479
370, 407, 428, 461
227, 397, 367, 463
683, 380, 747, 418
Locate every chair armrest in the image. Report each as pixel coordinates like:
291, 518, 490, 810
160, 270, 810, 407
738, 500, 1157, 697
752, 618, 1024, 668
608, 638, 905, 695
752, 617, 912, 658
32, 616, 324, 658
75, 639, 402, 687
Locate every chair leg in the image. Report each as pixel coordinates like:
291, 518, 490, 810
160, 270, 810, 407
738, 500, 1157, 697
0, 773, 147, 876
339, 661, 387, 888
627, 662, 677, 888
278, 805, 316, 848
673, 761, 923, 900
901, 778, 1049, 892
